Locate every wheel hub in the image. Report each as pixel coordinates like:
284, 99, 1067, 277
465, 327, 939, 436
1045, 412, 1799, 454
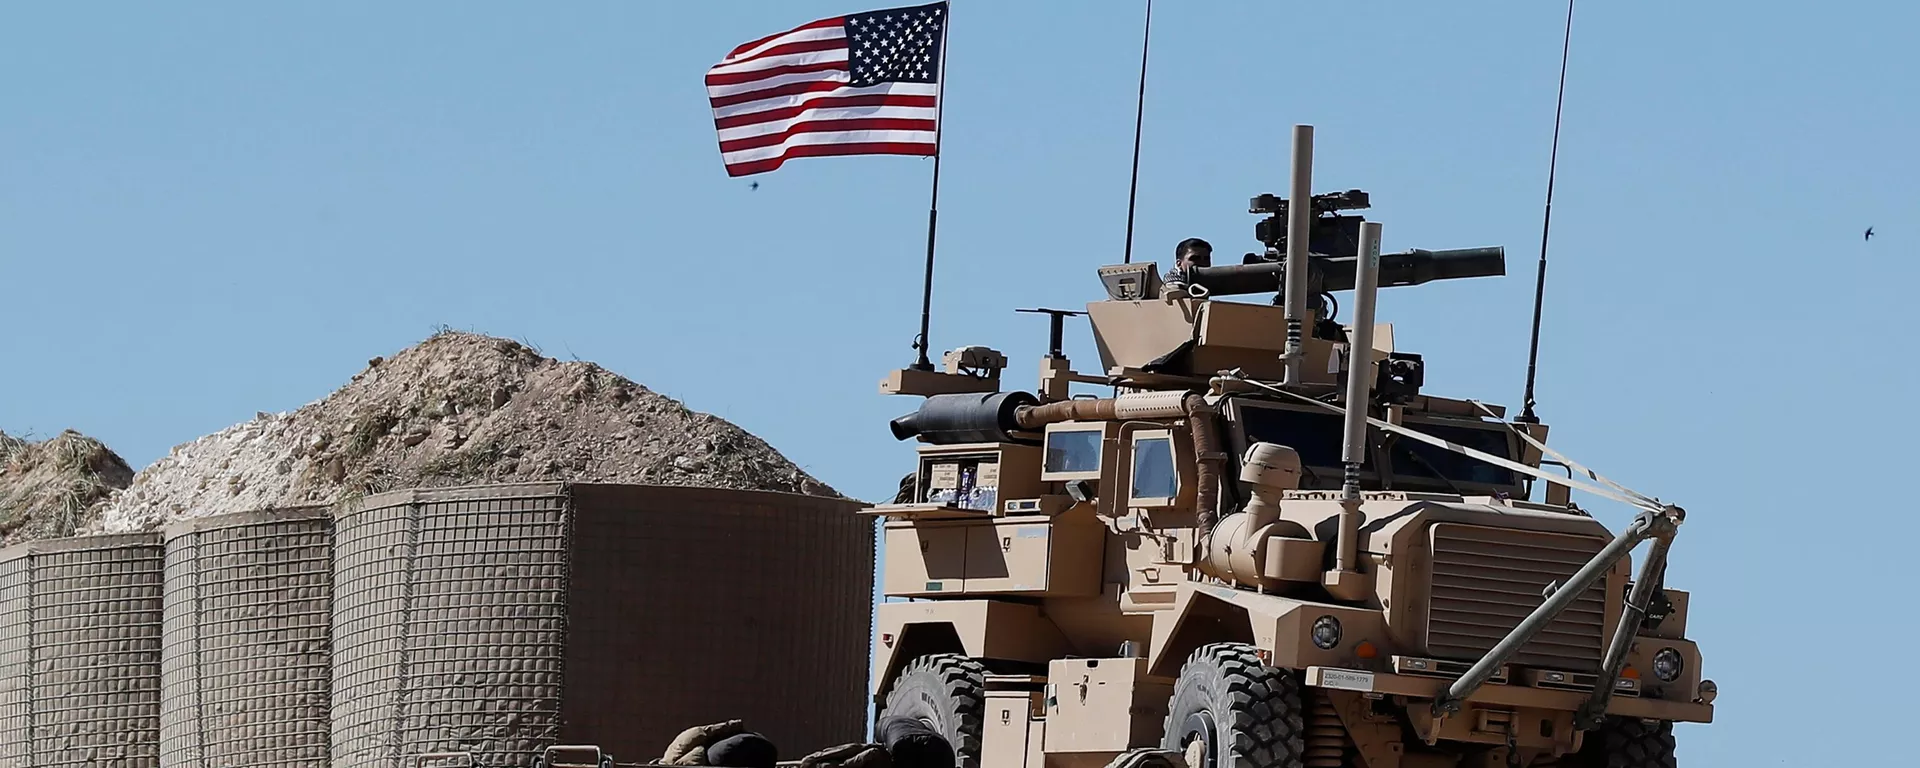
1178, 711, 1219, 768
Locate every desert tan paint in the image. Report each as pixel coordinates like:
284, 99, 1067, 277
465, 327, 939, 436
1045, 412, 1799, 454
866, 189, 1712, 767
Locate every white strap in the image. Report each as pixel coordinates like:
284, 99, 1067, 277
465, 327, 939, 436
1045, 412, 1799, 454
1228, 377, 1664, 514
1466, 399, 1662, 509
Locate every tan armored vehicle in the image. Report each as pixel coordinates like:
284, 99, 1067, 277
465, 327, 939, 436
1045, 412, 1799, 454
865, 127, 1713, 768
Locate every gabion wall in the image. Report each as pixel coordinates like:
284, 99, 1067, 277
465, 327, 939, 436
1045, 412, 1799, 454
160, 507, 332, 768
330, 482, 873, 768
0, 533, 166, 767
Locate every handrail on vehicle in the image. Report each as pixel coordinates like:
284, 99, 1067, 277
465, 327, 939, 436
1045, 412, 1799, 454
412, 752, 476, 768
539, 745, 613, 768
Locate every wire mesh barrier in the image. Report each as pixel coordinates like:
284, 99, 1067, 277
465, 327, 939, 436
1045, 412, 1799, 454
161, 507, 333, 768
329, 483, 874, 768
0, 483, 872, 768
0, 533, 166, 768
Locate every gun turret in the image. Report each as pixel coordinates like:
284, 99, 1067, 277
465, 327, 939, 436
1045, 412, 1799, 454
1187, 246, 1506, 298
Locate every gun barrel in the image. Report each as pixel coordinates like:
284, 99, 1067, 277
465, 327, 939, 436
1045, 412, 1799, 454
1190, 246, 1506, 297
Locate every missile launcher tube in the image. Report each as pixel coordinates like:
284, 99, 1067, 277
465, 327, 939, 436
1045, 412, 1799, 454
1189, 246, 1506, 297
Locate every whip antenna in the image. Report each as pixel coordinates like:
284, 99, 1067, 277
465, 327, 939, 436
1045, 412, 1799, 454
1121, 0, 1152, 264
1518, 0, 1575, 424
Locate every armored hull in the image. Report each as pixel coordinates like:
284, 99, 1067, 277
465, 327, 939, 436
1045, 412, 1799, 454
862, 120, 1712, 767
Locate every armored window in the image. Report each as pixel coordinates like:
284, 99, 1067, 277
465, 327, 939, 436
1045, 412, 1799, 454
1042, 425, 1103, 481
1389, 419, 1518, 487
1223, 399, 1524, 496
1129, 436, 1178, 501
1235, 404, 1347, 472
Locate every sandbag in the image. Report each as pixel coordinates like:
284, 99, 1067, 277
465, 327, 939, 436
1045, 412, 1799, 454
707, 732, 779, 768
798, 742, 892, 768
839, 746, 893, 768
662, 720, 749, 765
875, 717, 954, 768
1101, 748, 1191, 768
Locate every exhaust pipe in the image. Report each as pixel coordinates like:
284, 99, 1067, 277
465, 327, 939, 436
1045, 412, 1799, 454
1280, 125, 1314, 386
1325, 221, 1382, 599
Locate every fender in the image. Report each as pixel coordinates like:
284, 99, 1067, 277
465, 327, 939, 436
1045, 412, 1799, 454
871, 599, 1074, 697
1146, 582, 1388, 678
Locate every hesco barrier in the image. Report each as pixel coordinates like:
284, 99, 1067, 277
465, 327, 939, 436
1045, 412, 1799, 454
160, 506, 332, 768
0, 532, 166, 767
329, 482, 874, 768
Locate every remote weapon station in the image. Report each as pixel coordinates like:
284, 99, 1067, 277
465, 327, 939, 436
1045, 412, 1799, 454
867, 127, 1712, 768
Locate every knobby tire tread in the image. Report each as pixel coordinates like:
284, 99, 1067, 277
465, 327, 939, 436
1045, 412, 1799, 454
1162, 642, 1306, 768
1592, 718, 1677, 768
880, 653, 988, 768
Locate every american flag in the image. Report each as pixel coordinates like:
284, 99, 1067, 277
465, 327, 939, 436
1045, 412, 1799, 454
706, 2, 947, 177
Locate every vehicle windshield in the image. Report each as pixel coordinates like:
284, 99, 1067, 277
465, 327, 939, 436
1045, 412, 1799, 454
1234, 403, 1520, 492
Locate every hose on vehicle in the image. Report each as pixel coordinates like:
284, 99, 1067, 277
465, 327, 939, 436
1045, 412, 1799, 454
1184, 394, 1223, 543
1012, 392, 1226, 544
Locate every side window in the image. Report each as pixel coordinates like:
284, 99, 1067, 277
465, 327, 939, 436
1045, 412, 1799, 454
1044, 429, 1102, 475
1130, 436, 1178, 500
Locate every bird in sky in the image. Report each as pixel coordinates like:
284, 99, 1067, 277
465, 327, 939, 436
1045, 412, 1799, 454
1864, 226, 1874, 241
749, 181, 759, 191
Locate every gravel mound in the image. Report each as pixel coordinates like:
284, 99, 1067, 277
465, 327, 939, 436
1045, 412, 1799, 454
90, 331, 840, 534
0, 430, 135, 546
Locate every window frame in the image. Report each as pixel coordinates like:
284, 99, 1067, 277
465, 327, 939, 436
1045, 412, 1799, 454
1040, 422, 1109, 483
1126, 427, 1195, 510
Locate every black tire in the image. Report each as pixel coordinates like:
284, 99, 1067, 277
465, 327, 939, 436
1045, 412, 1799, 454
878, 653, 987, 768
1159, 643, 1306, 768
1572, 718, 1678, 768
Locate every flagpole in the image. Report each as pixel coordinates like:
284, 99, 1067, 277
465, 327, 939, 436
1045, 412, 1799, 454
1121, 0, 1152, 264
911, 2, 951, 371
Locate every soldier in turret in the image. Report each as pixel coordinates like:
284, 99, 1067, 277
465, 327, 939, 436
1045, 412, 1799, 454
1162, 237, 1213, 295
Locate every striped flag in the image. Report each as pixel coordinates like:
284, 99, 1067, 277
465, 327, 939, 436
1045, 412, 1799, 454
706, 2, 948, 177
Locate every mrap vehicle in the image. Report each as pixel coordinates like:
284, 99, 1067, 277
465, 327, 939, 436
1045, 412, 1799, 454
864, 127, 1713, 768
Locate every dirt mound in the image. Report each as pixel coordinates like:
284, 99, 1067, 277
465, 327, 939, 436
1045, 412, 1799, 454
0, 430, 135, 545
91, 331, 840, 534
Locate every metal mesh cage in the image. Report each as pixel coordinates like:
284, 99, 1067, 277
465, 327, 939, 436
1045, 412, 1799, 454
330, 485, 570, 768
561, 484, 873, 757
330, 488, 418, 768
0, 544, 30, 766
161, 507, 333, 768
329, 482, 872, 768
401, 485, 570, 762
0, 533, 165, 768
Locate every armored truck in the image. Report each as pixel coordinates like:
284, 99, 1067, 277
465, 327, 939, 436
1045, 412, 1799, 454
864, 127, 1713, 768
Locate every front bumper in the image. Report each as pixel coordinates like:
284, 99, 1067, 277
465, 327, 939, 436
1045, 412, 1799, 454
1304, 665, 1715, 724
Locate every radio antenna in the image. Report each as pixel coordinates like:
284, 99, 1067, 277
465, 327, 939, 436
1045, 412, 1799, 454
1121, 0, 1152, 264
1518, 0, 1575, 424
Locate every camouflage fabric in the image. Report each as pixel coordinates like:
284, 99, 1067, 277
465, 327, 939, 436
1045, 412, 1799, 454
875, 716, 953, 768
798, 743, 893, 768
661, 720, 748, 765
707, 732, 778, 768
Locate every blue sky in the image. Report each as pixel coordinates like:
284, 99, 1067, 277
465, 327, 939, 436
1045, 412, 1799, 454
3, 1, 1915, 763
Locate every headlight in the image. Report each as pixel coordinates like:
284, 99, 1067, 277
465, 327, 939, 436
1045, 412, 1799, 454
1311, 616, 1342, 650
1652, 648, 1684, 682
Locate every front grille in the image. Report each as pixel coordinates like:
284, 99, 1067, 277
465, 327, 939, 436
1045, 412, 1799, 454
1425, 523, 1610, 672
